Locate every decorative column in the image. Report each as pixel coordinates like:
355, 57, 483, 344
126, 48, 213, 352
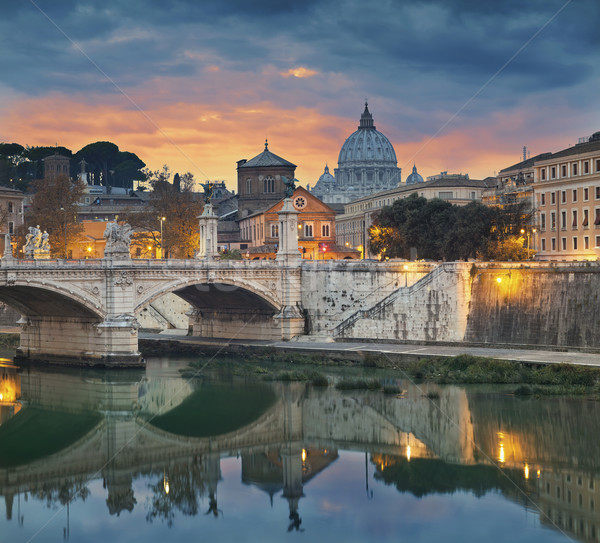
197, 204, 218, 259
276, 198, 300, 262
275, 197, 304, 339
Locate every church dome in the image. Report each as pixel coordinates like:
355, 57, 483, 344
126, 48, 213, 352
317, 164, 335, 184
337, 103, 398, 166
405, 164, 424, 184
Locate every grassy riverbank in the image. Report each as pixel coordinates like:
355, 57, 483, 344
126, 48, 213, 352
185, 351, 600, 397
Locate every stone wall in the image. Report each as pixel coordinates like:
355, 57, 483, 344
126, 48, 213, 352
465, 262, 600, 348
312, 261, 600, 349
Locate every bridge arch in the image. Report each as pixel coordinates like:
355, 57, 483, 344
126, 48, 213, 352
134, 278, 282, 315
0, 283, 104, 320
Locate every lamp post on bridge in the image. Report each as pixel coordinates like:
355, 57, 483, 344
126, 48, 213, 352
159, 216, 166, 259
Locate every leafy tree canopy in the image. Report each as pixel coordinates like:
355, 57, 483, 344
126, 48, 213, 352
369, 194, 532, 261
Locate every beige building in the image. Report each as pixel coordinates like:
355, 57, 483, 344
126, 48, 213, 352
533, 132, 600, 260
336, 176, 491, 258
0, 186, 25, 256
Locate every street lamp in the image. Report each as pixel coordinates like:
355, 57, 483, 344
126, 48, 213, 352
520, 228, 531, 260
159, 216, 166, 259
60, 207, 67, 258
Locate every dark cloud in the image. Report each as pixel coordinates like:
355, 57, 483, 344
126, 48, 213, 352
0, 0, 598, 143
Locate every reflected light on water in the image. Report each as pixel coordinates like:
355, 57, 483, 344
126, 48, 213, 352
406, 445, 411, 462
524, 464, 529, 479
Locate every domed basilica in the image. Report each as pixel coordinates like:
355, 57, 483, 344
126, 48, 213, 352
310, 103, 404, 204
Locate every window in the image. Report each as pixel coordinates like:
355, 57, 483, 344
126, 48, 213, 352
8, 221, 14, 235
246, 178, 252, 194
584, 188, 589, 201
584, 161, 590, 174
540, 213, 546, 230
541, 168, 546, 180
595, 208, 600, 226
573, 237, 578, 250
551, 192, 556, 204
438, 191, 453, 199
573, 189, 578, 202
551, 212, 556, 229
585, 236, 589, 250
596, 186, 600, 200
561, 191, 566, 204
551, 238, 556, 251
596, 236, 600, 248
322, 223, 330, 237
596, 159, 600, 172
541, 238, 546, 251
561, 211, 567, 229
270, 223, 279, 238
470, 191, 476, 200
263, 176, 275, 193
573, 163, 578, 176
304, 223, 313, 237
551, 166, 556, 179
8, 202, 13, 213
562, 237, 567, 250
541, 193, 546, 206
583, 209, 589, 227
572, 210, 578, 228
562, 165, 567, 177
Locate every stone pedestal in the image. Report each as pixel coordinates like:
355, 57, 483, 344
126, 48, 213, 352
197, 204, 218, 259
276, 199, 301, 262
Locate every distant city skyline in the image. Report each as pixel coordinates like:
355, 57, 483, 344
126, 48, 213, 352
1, 0, 598, 189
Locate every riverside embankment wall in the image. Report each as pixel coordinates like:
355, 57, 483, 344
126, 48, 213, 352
303, 261, 600, 349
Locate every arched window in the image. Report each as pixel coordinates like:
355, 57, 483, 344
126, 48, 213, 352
263, 176, 275, 193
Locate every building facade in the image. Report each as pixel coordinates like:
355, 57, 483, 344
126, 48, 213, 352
533, 132, 600, 260
238, 187, 358, 259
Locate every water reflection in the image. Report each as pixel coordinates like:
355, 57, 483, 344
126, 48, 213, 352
0, 360, 599, 542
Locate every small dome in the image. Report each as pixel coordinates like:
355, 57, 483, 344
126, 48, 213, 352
317, 164, 335, 184
406, 164, 424, 185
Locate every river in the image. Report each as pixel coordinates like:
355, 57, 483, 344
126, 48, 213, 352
0, 354, 598, 543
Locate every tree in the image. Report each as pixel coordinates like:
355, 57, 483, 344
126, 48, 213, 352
122, 166, 202, 258
369, 195, 532, 262
73, 142, 145, 189
25, 175, 85, 258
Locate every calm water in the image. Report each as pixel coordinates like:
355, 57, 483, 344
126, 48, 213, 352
1, 355, 599, 543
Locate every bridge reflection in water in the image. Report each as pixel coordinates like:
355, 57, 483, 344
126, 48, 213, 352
0, 361, 599, 542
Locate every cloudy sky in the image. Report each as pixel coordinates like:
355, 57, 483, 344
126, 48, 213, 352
1, 0, 598, 188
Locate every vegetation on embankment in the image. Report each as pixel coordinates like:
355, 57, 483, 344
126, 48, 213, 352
182, 347, 600, 397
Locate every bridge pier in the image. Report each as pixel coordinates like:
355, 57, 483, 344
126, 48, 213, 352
15, 315, 143, 367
